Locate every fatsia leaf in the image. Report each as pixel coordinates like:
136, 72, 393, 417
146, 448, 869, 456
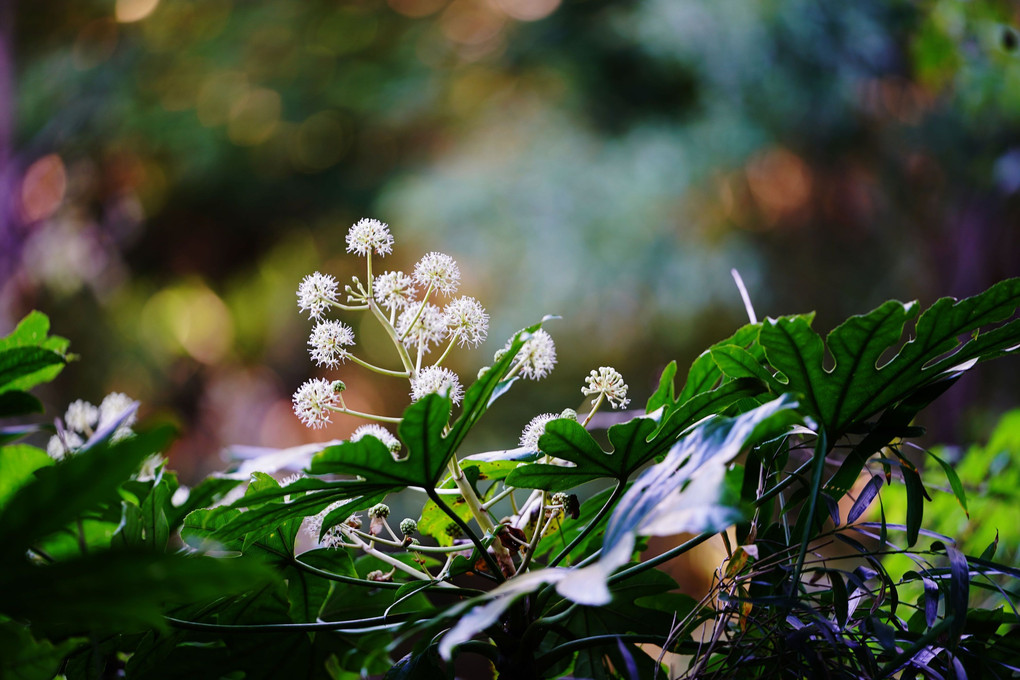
761, 279, 1020, 442
555, 396, 801, 607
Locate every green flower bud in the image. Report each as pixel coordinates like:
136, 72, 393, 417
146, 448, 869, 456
399, 518, 418, 536
369, 503, 390, 519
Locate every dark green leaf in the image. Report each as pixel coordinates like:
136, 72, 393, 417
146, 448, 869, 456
645, 360, 677, 414
0, 550, 273, 636
0, 427, 174, 560
846, 474, 883, 524
0, 391, 43, 417
926, 448, 968, 518
0, 621, 82, 680
761, 279, 1020, 442
0, 347, 66, 394
902, 465, 924, 548
711, 344, 786, 392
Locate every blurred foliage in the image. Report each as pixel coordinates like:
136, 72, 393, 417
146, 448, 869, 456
3, 0, 1020, 477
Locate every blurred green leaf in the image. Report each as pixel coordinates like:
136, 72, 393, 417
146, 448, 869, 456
0, 550, 273, 636
0, 621, 82, 680
0, 426, 174, 561
0, 444, 53, 510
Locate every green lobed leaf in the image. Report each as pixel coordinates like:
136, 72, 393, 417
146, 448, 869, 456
760, 279, 1020, 442
555, 395, 802, 607
506, 416, 661, 491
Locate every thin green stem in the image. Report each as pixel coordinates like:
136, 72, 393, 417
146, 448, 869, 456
347, 353, 410, 378
516, 492, 548, 574
333, 302, 369, 312
447, 457, 516, 572
347, 533, 438, 583
481, 485, 516, 511
581, 393, 605, 428
399, 281, 435, 342
548, 481, 622, 568
331, 398, 402, 424
790, 431, 828, 596
427, 486, 505, 583
167, 613, 412, 634
368, 299, 414, 373
537, 634, 669, 670
366, 253, 373, 297
346, 527, 478, 554
432, 336, 458, 368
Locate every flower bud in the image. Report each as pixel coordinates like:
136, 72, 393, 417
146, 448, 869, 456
399, 518, 418, 536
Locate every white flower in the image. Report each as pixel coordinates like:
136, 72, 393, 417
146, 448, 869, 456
373, 271, 417, 311
350, 424, 401, 454
346, 218, 394, 257
308, 320, 356, 368
413, 252, 460, 296
509, 329, 557, 380
292, 378, 341, 429
297, 272, 339, 320
46, 431, 84, 460
396, 303, 447, 350
582, 366, 631, 409
410, 366, 464, 405
98, 392, 137, 440
519, 413, 558, 451
443, 296, 489, 348
64, 399, 98, 434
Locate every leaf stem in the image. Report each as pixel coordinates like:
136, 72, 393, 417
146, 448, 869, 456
368, 299, 414, 374
399, 281, 435, 342
347, 353, 410, 378
548, 481, 622, 568
426, 486, 505, 583
581, 393, 605, 428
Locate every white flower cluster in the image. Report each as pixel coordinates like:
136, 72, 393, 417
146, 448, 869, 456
511, 329, 557, 380
294, 218, 495, 431
582, 366, 630, 409
296, 272, 339, 321
47, 392, 138, 460
410, 366, 464, 405
345, 218, 394, 257
519, 408, 577, 451
307, 320, 355, 368
291, 378, 342, 429
350, 424, 402, 455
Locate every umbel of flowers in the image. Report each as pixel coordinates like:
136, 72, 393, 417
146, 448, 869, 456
291, 218, 630, 572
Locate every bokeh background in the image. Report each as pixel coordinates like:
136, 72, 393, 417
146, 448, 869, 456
3, 0, 1020, 482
